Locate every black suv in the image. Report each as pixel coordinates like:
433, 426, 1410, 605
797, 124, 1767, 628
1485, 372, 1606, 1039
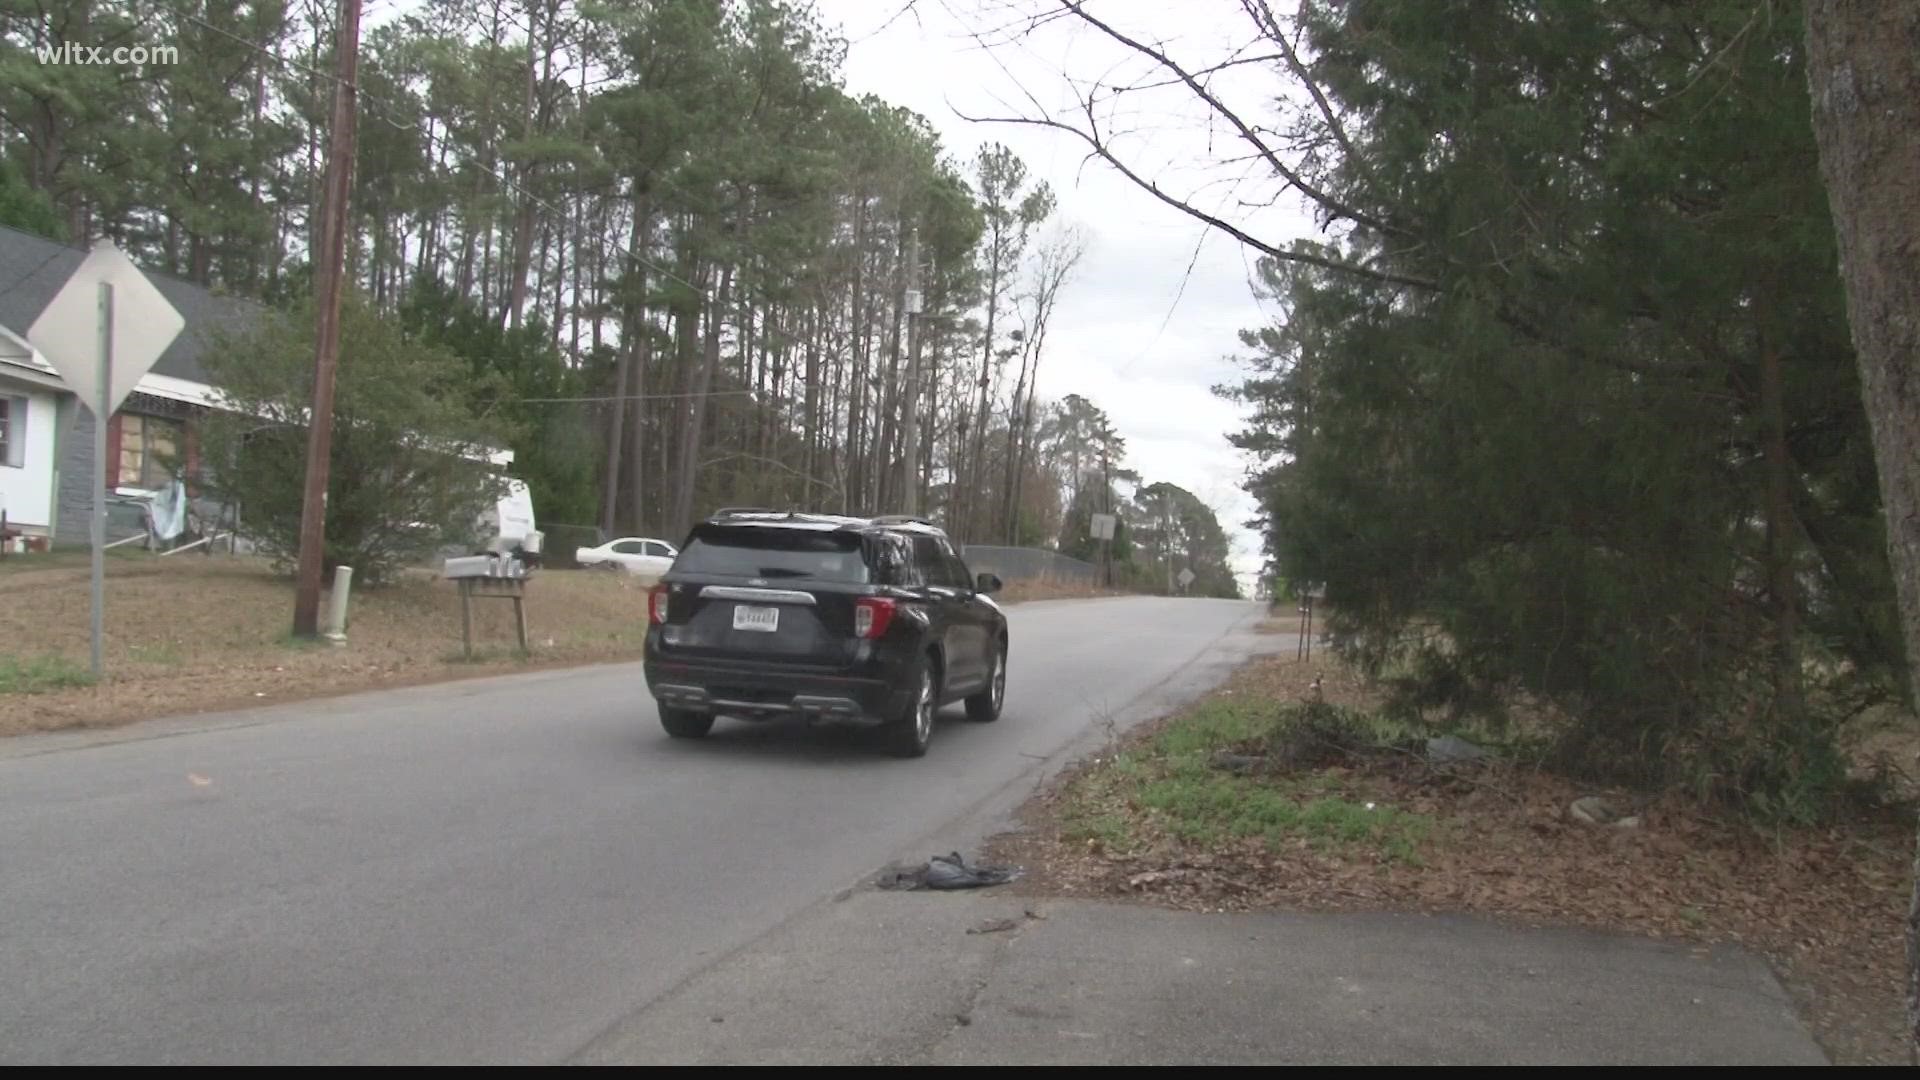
641, 509, 1010, 757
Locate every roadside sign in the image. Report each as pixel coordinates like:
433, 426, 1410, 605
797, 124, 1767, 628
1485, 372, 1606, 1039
25, 239, 184, 680
1177, 567, 1196, 589
28, 239, 183, 417
1090, 513, 1116, 540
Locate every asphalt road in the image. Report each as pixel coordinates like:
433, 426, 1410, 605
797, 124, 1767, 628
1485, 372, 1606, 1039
0, 596, 1277, 1065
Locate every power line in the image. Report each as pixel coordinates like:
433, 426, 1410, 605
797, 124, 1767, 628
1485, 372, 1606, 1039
1118, 225, 1208, 377
513, 389, 755, 404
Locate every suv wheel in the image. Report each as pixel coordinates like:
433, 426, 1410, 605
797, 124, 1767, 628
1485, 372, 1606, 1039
660, 707, 714, 739
886, 661, 936, 758
966, 641, 1006, 722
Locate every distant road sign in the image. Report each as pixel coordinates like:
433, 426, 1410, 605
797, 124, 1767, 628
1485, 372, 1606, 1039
1090, 513, 1116, 540
1177, 567, 1196, 588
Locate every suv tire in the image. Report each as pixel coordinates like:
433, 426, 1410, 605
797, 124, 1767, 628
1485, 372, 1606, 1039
885, 659, 937, 758
660, 707, 714, 739
965, 639, 1006, 722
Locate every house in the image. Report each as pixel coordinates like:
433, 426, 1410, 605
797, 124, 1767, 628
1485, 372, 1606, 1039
0, 223, 261, 548
0, 223, 520, 554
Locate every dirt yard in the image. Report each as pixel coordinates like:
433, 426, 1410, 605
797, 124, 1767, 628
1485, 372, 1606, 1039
982, 649, 1917, 1066
0, 552, 1104, 737
0, 553, 664, 735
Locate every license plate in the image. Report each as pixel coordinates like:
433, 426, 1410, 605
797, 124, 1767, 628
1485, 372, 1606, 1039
732, 604, 780, 632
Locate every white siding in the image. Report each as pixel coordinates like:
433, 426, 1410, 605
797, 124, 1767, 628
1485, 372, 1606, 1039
0, 389, 57, 528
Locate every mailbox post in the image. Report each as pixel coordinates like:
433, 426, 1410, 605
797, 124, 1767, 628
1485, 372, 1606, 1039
444, 554, 531, 659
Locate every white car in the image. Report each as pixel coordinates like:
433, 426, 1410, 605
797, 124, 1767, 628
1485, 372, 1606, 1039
576, 536, 679, 576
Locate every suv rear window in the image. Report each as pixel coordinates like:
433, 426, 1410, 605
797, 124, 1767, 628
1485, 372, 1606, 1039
673, 526, 871, 583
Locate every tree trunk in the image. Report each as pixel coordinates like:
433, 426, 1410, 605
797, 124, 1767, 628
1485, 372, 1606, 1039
600, 346, 629, 539
627, 202, 651, 533
1802, 1, 1920, 1063
970, 253, 1004, 541
601, 202, 646, 538
803, 303, 820, 501
627, 322, 649, 532
1002, 341, 1032, 544
505, 3, 541, 331
663, 272, 698, 528
674, 263, 733, 536
847, 202, 869, 515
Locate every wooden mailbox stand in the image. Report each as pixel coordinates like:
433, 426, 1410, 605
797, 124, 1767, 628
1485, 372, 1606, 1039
457, 575, 529, 659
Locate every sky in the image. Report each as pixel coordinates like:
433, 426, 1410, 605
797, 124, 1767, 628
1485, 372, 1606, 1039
810, 0, 1312, 591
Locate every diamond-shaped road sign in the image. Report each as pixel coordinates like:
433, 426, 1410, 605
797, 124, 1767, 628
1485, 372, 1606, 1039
27, 239, 184, 418
23, 239, 184, 683
1178, 567, 1196, 588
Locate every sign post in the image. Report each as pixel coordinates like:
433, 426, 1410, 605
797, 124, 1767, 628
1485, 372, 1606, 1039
28, 240, 185, 681
1090, 512, 1117, 591
91, 284, 110, 678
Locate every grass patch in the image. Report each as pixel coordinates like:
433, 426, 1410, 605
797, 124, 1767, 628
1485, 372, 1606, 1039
1061, 805, 1133, 851
0, 556, 656, 736
1154, 697, 1278, 757
0, 654, 96, 694
1060, 695, 1432, 863
1139, 769, 1429, 860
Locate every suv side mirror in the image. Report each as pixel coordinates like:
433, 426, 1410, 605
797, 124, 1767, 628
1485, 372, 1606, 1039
976, 572, 1003, 594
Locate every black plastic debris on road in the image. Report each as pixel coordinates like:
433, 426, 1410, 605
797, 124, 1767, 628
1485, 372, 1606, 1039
876, 851, 1023, 891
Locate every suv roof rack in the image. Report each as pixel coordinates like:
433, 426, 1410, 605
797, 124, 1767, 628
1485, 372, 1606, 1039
712, 506, 783, 518
869, 514, 936, 527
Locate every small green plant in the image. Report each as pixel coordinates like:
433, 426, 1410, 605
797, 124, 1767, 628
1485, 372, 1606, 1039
1062, 808, 1133, 851
0, 654, 96, 694
1156, 698, 1280, 757
1138, 772, 1430, 859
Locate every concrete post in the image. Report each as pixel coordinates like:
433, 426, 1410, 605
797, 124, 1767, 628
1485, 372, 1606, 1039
324, 565, 354, 645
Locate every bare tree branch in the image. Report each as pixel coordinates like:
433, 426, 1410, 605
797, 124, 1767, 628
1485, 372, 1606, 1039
1242, 0, 1364, 171
1085, 51, 1289, 105
1053, 0, 1409, 239
951, 104, 1435, 292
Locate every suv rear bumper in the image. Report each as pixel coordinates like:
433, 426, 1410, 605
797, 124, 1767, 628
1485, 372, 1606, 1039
644, 658, 908, 727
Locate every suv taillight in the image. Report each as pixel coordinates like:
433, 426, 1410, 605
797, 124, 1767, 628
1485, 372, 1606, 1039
649, 585, 669, 624
854, 597, 896, 639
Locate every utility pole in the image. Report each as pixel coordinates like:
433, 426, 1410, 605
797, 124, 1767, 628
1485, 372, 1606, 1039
292, 0, 363, 639
899, 228, 923, 515
1101, 451, 1112, 588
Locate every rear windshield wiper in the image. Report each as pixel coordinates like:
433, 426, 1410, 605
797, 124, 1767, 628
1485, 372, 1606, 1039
754, 567, 812, 578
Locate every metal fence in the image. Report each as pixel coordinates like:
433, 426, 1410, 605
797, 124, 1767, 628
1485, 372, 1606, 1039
960, 545, 1097, 586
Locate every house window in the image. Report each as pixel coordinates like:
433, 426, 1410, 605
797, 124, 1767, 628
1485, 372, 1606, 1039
0, 396, 22, 468
118, 413, 185, 490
